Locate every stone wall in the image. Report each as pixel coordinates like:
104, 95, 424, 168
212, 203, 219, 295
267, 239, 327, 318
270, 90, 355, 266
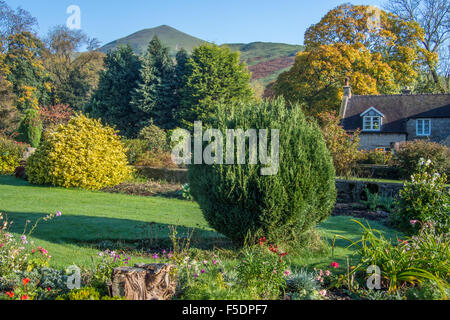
336, 179, 404, 203
406, 118, 450, 146
359, 133, 406, 150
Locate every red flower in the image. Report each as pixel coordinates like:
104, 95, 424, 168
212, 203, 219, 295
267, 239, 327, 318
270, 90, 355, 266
5, 292, 14, 298
331, 262, 339, 268
47, 287, 51, 292
22, 278, 30, 286
20, 295, 29, 300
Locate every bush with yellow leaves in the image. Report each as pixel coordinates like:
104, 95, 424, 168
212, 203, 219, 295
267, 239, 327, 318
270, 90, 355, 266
27, 115, 132, 190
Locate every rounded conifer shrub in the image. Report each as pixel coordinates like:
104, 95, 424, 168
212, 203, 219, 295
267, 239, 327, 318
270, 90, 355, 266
27, 114, 132, 190
187, 99, 336, 244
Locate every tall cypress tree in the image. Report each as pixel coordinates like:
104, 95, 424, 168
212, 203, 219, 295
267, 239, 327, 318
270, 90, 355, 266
132, 36, 176, 129
85, 45, 144, 138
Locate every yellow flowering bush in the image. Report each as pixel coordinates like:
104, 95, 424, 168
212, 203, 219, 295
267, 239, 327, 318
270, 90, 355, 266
27, 115, 132, 190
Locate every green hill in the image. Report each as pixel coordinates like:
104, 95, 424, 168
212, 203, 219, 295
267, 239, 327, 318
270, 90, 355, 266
99, 25, 304, 86
100, 25, 206, 55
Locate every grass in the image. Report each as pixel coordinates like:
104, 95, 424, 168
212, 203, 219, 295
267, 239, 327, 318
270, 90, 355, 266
0, 175, 401, 270
337, 176, 404, 184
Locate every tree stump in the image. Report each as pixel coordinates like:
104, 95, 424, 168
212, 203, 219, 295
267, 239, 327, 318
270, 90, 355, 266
109, 263, 176, 300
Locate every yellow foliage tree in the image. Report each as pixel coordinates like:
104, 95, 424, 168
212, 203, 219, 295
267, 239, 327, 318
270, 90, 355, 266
27, 114, 132, 190
274, 4, 433, 116
317, 111, 361, 177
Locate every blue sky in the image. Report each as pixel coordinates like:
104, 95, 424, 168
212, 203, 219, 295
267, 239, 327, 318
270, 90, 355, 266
6, 0, 384, 45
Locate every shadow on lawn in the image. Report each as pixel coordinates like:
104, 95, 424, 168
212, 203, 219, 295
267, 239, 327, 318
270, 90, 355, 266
2, 210, 234, 252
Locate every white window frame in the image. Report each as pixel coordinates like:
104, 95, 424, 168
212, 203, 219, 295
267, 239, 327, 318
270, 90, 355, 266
361, 107, 384, 132
363, 116, 382, 131
416, 119, 431, 136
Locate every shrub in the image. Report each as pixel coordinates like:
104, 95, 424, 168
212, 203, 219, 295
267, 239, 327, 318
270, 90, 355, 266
345, 220, 449, 295
358, 149, 393, 165
188, 99, 336, 244
27, 115, 132, 190
138, 122, 169, 153
360, 188, 395, 212
57, 287, 101, 300
17, 108, 42, 148
124, 138, 177, 168
0, 135, 28, 175
236, 239, 288, 299
318, 111, 361, 177
39, 104, 73, 129
285, 269, 324, 300
394, 140, 450, 179
390, 159, 449, 235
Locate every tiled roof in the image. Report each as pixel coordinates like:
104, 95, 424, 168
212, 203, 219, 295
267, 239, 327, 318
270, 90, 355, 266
342, 94, 450, 133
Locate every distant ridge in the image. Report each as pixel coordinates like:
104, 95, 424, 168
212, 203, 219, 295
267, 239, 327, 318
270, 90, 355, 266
99, 25, 304, 86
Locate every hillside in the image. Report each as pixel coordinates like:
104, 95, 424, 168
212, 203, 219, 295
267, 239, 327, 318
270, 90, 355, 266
223, 42, 303, 85
100, 25, 304, 86
100, 25, 206, 55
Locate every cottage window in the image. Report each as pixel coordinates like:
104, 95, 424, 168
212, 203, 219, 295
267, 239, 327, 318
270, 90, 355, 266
363, 116, 381, 131
361, 107, 383, 132
416, 119, 431, 136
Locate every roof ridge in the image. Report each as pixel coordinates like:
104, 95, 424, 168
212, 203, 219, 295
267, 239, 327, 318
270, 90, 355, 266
352, 93, 450, 98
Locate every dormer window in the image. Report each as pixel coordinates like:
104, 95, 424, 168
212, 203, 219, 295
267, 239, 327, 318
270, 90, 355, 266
360, 107, 384, 132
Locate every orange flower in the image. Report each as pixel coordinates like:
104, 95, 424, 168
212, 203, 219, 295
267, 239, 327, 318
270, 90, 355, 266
22, 278, 30, 286
5, 291, 14, 298
20, 295, 29, 300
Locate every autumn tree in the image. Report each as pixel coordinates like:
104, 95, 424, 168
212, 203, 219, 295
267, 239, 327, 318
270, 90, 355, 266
317, 111, 361, 177
0, 39, 18, 133
43, 25, 104, 110
275, 4, 430, 115
384, 0, 450, 92
0, 1, 51, 111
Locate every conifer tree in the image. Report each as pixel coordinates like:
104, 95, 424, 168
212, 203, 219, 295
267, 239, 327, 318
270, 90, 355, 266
85, 45, 144, 138
132, 36, 175, 129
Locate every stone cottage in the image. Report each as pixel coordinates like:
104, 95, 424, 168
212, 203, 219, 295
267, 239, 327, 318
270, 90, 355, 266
340, 81, 450, 151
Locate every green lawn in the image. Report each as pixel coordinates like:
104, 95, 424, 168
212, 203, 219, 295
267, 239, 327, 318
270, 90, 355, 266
0, 175, 400, 270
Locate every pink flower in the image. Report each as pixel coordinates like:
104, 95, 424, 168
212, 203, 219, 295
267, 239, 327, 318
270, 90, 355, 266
331, 262, 339, 268
201, 269, 205, 274
410, 220, 418, 226
326, 270, 331, 277
319, 290, 327, 297
212, 260, 217, 265
283, 270, 291, 276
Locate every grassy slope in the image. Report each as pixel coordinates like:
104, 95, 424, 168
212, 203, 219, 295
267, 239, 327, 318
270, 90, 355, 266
100, 25, 207, 55
0, 175, 400, 269
223, 42, 303, 66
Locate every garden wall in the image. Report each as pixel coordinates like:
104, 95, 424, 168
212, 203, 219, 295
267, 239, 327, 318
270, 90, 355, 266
336, 179, 403, 203
135, 166, 408, 203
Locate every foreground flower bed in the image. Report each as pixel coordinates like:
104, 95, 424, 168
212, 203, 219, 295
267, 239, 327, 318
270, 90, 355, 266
1, 209, 448, 300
